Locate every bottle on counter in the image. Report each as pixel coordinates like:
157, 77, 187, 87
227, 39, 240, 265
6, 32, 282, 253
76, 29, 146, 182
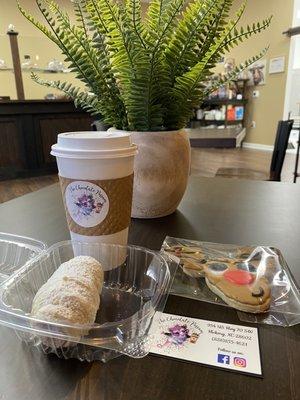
21, 55, 33, 69
196, 109, 204, 120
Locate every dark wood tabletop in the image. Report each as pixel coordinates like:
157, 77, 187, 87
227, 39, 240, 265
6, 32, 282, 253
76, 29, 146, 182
0, 176, 299, 400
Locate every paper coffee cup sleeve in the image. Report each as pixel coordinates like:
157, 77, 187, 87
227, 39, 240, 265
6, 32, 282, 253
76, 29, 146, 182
59, 175, 134, 236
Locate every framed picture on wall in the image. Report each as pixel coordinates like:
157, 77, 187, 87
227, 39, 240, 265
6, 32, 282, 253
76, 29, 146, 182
247, 59, 267, 86
269, 56, 285, 74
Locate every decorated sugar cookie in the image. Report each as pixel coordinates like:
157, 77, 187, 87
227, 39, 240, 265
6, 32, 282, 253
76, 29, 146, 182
165, 245, 207, 276
203, 260, 271, 313
165, 242, 278, 313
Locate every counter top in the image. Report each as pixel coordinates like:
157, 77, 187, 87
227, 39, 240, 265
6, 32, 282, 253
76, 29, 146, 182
0, 99, 82, 115
0, 99, 72, 104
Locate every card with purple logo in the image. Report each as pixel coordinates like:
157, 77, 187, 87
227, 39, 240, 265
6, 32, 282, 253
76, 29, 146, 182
149, 313, 262, 376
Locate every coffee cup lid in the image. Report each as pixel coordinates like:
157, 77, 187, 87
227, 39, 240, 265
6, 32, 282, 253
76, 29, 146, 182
51, 131, 137, 159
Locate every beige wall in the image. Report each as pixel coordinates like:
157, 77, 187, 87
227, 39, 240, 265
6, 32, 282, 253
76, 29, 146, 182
0, 0, 294, 145
227, 0, 293, 145
0, 0, 85, 99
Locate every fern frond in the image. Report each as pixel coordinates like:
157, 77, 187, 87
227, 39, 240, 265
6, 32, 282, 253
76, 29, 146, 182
34, 0, 96, 89
146, 0, 170, 33
94, 0, 156, 130
86, 0, 109, 35
45, 1, 112, 92
169, 47, 269, 129
40, 0, 127, 127
72, 0, 89, 38
202, 1, 248, 66
220, 16, 273, 51
146, 0, 184, 47
165, 0, 228, 83
20, 0, 272, 131
97, 0, 145, 128
20, 0, 100, 95
203, 48, 269, 97
31, 73, 102, 116
85, 0, 119, 93
145, 0, 185, 128
164, 1, 268, 128
194, 0, 234, 63
17, 2, 59, 45
95, 0, 137, 72
125, 0, 147, 49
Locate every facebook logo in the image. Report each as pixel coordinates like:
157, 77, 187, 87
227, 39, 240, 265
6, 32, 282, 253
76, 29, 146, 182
217, 354, 230, 364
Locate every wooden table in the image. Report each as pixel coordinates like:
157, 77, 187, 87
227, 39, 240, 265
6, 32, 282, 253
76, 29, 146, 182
0, 177, 299, 400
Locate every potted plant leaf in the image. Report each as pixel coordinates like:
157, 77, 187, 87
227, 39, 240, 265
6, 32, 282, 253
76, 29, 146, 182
19, 0, 271, 218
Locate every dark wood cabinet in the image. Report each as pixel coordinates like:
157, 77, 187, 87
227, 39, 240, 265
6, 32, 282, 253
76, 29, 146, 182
0, 100, 93, 180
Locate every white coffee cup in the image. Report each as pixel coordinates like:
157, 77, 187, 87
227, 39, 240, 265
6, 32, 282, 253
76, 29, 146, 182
51, 131, 138, 247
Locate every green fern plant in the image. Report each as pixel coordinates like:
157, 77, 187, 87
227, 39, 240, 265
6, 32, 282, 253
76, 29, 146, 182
19, 0, 272, 131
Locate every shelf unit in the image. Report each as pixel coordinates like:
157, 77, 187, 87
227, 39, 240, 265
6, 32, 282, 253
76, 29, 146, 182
189, 118, 244, 129
201, 98, 248, 106
190, 79, 248, 128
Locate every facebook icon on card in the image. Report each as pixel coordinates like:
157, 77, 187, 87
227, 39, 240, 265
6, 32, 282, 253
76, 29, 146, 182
217, 354, 230, 364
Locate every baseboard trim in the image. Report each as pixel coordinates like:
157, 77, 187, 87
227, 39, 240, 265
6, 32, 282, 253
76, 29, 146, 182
243, 142, 296, 154
243, 142, 274, 151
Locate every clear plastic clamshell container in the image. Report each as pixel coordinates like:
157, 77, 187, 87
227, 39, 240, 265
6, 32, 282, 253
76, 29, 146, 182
0, 241, 177, 362
163, 237, 300, 327
0, 232, 46, 283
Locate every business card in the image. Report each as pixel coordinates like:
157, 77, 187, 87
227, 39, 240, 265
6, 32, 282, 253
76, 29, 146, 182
149, 313, 262, 376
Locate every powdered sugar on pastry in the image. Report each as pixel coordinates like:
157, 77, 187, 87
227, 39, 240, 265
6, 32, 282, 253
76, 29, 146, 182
31, 256, 104, 333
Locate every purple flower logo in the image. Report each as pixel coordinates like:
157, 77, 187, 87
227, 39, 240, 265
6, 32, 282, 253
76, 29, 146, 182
65, 181, 109, 228
157, 324, 200, 349
164, 324, 190, 345
75, 194, 104, 217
